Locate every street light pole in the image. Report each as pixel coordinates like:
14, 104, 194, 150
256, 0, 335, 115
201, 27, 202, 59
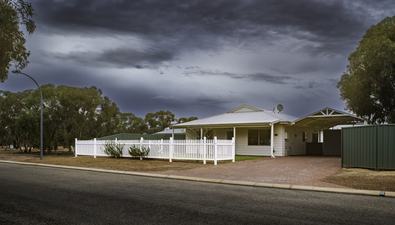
17, 72, 43, 160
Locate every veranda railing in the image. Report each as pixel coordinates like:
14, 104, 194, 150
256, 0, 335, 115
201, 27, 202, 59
75, 137, 235, 165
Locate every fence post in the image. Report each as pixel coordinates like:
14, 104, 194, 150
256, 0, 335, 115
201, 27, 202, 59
214, 136, 218, 165
93, 138, 97, 158
232, 137, 235, 162
203, 137, 207, 165
140, 137, 144, 160
160, 139, 163, 155
75, 138, 78, 157
169, 137, 173, 162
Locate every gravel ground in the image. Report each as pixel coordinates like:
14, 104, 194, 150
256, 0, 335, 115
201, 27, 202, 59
322, 168, 395, 191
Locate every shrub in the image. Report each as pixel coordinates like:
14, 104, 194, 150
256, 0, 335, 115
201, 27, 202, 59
103, 141, 124, 158
129, 145, 150, 160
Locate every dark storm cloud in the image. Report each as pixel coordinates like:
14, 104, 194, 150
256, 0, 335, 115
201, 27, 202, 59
52, 47, 175, 69
32, 0, 380, 57
107, 86, 233, 118
295, 80, 321, 89
184, 69, 293, 84
16, 0, 395, 118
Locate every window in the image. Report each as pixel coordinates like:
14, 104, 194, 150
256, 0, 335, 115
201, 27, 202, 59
248, 129, 271, 145
302, 131, 307, 142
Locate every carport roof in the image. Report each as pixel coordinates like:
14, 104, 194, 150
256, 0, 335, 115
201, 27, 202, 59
292, 107, 364, 130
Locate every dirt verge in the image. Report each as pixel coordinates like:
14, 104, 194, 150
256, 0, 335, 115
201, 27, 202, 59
0, 148, 210, 172
322, 168, 395, 191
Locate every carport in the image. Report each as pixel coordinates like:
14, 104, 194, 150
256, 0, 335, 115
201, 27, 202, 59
291, 108, 364, 156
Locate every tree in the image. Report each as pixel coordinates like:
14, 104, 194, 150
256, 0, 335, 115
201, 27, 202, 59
338, 16, 395, 124
118, 113, 147, 134
144, 110, 176, 134
0, 0, 36, 82
177, 117, 198, 124
0, 90, 36, 150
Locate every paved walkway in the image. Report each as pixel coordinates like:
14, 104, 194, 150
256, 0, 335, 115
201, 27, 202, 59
155, 156, 347, 188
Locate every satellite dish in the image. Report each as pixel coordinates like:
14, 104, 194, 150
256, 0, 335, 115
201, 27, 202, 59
276, 104, 283, 113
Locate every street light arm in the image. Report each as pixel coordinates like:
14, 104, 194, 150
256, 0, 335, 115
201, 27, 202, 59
18, 72, 41, 90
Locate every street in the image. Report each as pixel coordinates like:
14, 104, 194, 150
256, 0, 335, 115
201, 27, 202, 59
1, 162, 394, 224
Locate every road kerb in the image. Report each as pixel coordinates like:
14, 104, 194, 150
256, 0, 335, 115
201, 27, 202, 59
386, 191, 395, 197
291, 185, 314, 191
254, 182, 274, 188
220, 179, 256, 186
85, 168, 128, 175
1, 160, 394, 198
125, 172, 169, 178
196, 177, 223, 183
272, 183, 292, 189
167, 175, 201, 181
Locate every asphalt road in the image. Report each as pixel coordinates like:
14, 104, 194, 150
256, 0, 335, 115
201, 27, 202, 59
1, 163, 394, 225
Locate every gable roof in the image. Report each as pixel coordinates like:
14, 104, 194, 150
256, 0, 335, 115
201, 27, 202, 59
172, 104, 297, 128
292, 107, 364, 130
227, 104, 263, 113
172, 105, 364, 129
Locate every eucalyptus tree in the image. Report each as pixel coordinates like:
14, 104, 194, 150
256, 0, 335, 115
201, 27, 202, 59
119, 113, 147, 134
338, 16, 395, 123
0, 90, 35, 150
0, 0, 36, 81
56, 86, 104, 142
95, 96, 122, 137
144, 110, 176, 134
177, 117, 198, 124
38, 84, 63, 153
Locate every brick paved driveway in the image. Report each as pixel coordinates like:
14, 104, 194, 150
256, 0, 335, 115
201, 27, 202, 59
156, 156, 346, 188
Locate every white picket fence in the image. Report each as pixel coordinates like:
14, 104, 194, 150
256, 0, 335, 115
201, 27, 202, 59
75, 137, 235, 165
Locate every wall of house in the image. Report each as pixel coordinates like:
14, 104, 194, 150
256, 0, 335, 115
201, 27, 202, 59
185, 129, 198, 139
285, 126, 317, 155
234, 128, 271, 156
185, 126, 287, 156
213, 128, 230, 139
273, 124, 285, 157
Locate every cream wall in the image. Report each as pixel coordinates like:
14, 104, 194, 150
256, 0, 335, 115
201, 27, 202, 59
185, 124, 319, 156
285, 126, 317, 155
273, 124, 285, 157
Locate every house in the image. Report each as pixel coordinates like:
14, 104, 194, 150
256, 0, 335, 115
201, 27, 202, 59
171, 104, 363, 157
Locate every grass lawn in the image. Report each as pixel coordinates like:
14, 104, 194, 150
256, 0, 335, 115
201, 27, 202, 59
235, 155, 266, 161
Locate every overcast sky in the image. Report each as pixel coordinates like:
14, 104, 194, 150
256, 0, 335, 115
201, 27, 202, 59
2, 0, 395, 119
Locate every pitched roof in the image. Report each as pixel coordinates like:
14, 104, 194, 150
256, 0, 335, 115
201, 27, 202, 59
292, 107, 364, 129
155, 128, 185, 134
172, 104, 297, 128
